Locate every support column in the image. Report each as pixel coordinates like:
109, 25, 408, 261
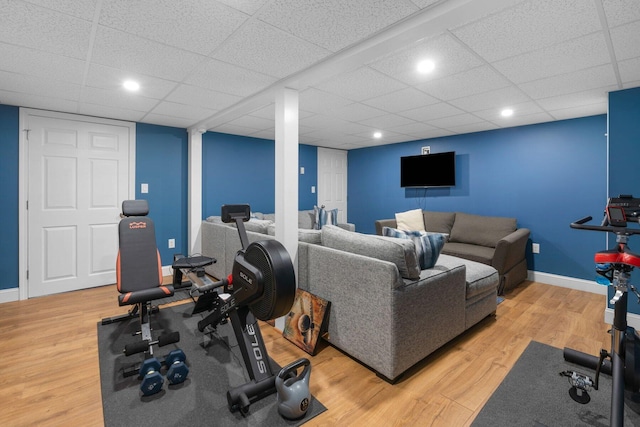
274, 88, 299, 274
188, 128, 205, 256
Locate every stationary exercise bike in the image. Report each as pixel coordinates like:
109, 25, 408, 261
184, 204, 297, 415
564, 195, 640, 426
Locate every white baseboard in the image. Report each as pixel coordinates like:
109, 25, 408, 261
0, 287, 20, 303
527, 270, 607, 295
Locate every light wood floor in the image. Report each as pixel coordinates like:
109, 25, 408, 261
0, 280, 610, 427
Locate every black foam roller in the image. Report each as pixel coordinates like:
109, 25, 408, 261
158, 331, 180, 346
124, 340, 150, 356
563, 347, 612, 375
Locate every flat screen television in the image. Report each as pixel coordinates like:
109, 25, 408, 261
400, 151, 456, 187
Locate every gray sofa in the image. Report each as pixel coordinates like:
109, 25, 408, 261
201, 210, 354, 280
201, 221, 498, 383
375, 211, 530, 294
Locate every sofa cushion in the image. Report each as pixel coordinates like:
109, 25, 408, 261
321, 225, 421, 280
423, 211, 456, 235
442, 242, 494, 266
437, 254, 498, 300
382, 227, 445, 270
395, 208, 426, 232
448, 212, 516, 248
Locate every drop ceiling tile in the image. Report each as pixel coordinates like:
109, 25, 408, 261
0, 90, 79, 113
386, 121, 438, 136
85, 64, 178, 99
299, 88, 352, 115
21, 0, 98, 20
548, 102, 608, 120
249, 103, 315, 121
353, 129, 412, 144
142, 113, 198, 129
447, 121, 499, 134
619, 57, 640, 84
535, 87, 616, 111
80, 86, 159, 111
167, 84, 242, 111
369, 33, 484, 86
78, 102, 145, 123
447, 86, 530, 113
492, 32, 611, 84
362, 87, 440, 112
225, 114, 275, 131
405, 128, 455, 140
216, 0, 270, 15
425, 113, 484, 129
602, 0, 640, 27
0, 43, 85, 83
496, 111, 561, 127
150, 101, 216, 121
623, 80, 640, 89
0, 1, 92, 59
91, 26, 206, 81
99, 0, 248, 55
185, 59, 277, 97
410, 0, 442, 8
452, 0, 601, 62
328, 103, 386, 123
358, 114, 416, 130
520, 64, 618, 99
257, 0, 418, 52
314, 66, 407, 102
0, 70, 81, 101
211, 19, 331, 78
416, 65, 511, 101
399, 102, 464, 121
610, 20, 640, 61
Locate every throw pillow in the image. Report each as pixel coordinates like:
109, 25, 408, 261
314, 205, 338, 229
395, 208, 425, 232
382, 226, 445, 269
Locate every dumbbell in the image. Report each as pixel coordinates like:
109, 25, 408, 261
164, 349, 189, 385
139, 357, 164, 396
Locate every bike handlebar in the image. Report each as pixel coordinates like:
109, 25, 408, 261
570, 216, 640, 235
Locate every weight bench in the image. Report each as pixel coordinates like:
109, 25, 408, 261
102, 200, 180, 357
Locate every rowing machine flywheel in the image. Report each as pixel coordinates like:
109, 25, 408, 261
231, 239, 296, 321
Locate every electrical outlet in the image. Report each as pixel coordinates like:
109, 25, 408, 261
141, 183, 149, 194
300, 166, 305, 174
532, 243, 540, 254
168, 238, 175, 249
311, 186, 316, 193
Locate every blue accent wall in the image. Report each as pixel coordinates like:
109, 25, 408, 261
202, 131, 317, 217
348, 115, 608, 281
135, 123, 188, 265
299, 144, 318, 210
0, 105, 19, 290
608, 87, 640, 314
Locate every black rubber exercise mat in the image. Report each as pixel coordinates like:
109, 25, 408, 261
97, 302, 326, 426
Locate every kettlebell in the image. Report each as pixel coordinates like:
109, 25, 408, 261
275, 358, 311, 420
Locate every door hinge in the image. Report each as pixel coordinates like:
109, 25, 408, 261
26, 200, 28, 210
26, 270, 29, 280
22, 128, 31, 140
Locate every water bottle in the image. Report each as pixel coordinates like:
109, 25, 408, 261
595, 263, 612, 285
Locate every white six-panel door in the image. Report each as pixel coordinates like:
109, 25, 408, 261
317, 147, 348, 223
23, 110, 134, 298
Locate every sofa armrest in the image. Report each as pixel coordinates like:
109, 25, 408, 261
337, 222, 355, 232
492, 228, 530, 276
375, 219, 397, 235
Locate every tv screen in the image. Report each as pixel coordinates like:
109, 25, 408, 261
400, 151, 456, 187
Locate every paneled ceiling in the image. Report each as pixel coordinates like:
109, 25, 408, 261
1, 0, 638, 149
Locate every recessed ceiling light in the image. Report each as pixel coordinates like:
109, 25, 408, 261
501, 108, 514, 117
416, 59, 435, 74
373, 131, 382, 139
123, 80, 140, 91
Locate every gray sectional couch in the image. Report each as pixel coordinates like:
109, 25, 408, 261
200, 219, 498, 383
375, 211, 530, 294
